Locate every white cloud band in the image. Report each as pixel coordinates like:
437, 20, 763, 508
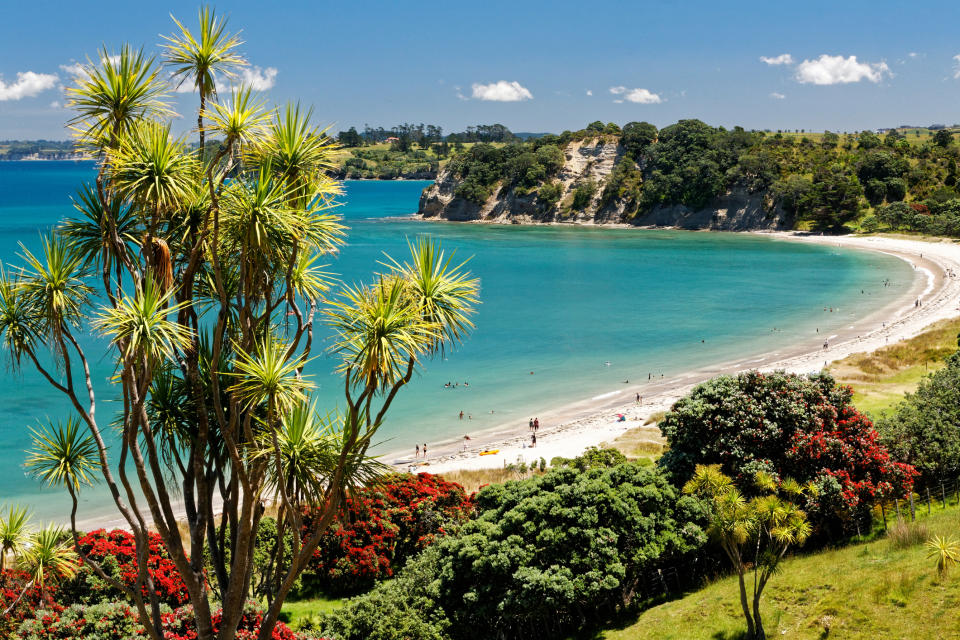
0, 71, 59, 101
609, 86, 661, 104
760, 54, 794, 66
794, 55, 890, 85
470, 80, 533, 102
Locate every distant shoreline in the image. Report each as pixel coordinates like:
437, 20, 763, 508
415, 233, 960, 475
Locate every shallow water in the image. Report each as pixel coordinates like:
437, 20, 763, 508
0, 162, 914, 522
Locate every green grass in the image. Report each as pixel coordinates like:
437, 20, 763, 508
602, 505, 960, 640
829, 316, 960, 417
280, 595, 346, 628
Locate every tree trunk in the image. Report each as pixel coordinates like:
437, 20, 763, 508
737, 570, 756, 640
752, 591, 766, 640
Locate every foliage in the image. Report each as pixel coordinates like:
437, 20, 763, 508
571, 179, 597, 210
550, 446, 627, 470
876, 342, 960, 486
685, 465, 811, 640
0, 569, 62, 636
658, 371, 917, 538
427, 463, 707, 639
0, 10, 480, 640
57, 529, 188, 609
15, 601, 297, 640
297, 473, 471, 595
926, 535, 960, 576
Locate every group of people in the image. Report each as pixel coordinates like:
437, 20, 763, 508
528, 418, 540, 447
414, 443, 428, 458
443, 381, 468, 388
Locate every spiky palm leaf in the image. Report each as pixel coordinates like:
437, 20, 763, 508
383, 237, 479, 354
927, 535, 960, 576
25, 417, 100, 492
109, 120, 199, 214
0, 269, 42, 369
326, 276, 439, 391
93, 277, 192, 362
201, 87, 272, 147
162, 6, 246, 100
252, 103, 342, 207
21, 525, 78, 596
0, 506, 32, 572
60, 183, 138, 271
227, 334, 312, 416
290, 250, 336, 303
18, 234, 94, 343
65, 45, 172, 149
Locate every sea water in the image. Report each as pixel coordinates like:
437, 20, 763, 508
0, 162, 915, 522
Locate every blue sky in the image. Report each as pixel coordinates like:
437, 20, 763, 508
3, 0, 960, 139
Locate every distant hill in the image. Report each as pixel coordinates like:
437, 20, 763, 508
513, 132, 553, 140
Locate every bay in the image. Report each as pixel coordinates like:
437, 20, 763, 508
0, 161, 914, 522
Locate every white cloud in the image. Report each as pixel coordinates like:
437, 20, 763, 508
794, 55, 891, 85
613, 99, 624, 104
60, 55, 121, 81
909, 52, 919, 58
49, 100, 61, 109
760, 53, 794, 66
0, 71, 59, 101
586, 89, 593, 96
237, 66, 277, 91
953, 55, 960, 79
609, 86, 661, 104
769, 92, 786, 99
470, 80, 533, 102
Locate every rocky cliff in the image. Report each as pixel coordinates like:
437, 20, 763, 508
418, 139, 791, 230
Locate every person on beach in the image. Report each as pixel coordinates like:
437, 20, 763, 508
636, 392, 640, 403
531, 433, 537, 447
529, 418, 534, 430
459, 410, 464, 420
534, 418, 540, 431
423, 443, 428, 457
415, 444, 420, 458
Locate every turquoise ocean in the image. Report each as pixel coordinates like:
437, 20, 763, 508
0, 161, 915, 522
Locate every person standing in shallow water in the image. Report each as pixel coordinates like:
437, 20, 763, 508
415, 444, 420, 458
423, 443, 427, 457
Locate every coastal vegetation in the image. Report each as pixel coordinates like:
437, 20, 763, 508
420, 119, 960, 232
0, 7, 480, 640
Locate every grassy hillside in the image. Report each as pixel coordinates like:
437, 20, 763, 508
603, 505, 960, 640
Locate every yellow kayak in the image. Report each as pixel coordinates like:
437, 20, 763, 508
479, 449, 499, 456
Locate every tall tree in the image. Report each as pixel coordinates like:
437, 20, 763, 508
0, 10, 479, 640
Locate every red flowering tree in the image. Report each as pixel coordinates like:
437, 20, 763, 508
0, 569, 63, 635
297, 473, 472, 595
659, 371, 916, 537
56, 529, 190, 609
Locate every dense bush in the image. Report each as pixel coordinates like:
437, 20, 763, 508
315, 547, 451, 640
1, 569, 62, 635
877, 340, 960, 488
298, 473, 471, 595
658, 371, 917, 537
57, 529, 189, 609
429, 463, 706, 639
17, 601, 297, 640
320, 462, 706, 640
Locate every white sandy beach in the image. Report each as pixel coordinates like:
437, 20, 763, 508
413, 233, 960, 475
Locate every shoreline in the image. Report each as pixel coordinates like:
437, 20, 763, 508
412, 232, 960, 475
74, 232, 960, 529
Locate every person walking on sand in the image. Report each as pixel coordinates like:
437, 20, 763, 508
415, 444, 420, 458
528, 418, 534, 431
635, 392, 640, 404
534, 418, 540, 431
459, 410, 464, 420
531, 433, 537, 447
423, 443, 427, 457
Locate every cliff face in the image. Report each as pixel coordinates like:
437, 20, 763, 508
418, 139, 791, 230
